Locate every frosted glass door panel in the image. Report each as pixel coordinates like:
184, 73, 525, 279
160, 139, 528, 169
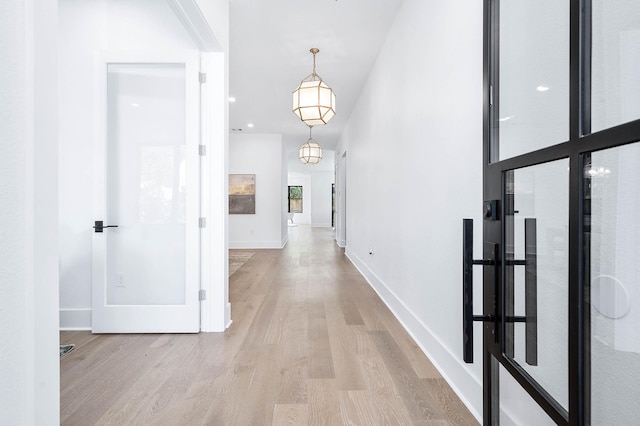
497, 0, 570, 161
106, 64, 186, 306
504, 159, 569, 409
591, 1, 640, 133
589, 142, 640, 424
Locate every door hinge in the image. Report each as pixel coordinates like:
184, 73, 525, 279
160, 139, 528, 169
199, 72, 207, 84
199, 217, 206, 228
199, 289, 207, 301
199, 145, 207, 156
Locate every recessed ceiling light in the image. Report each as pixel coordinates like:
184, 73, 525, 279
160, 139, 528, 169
247, 123, 254, 128
499, 115, 515, 122
131, 103, 140, 107
228, 97, 236, 102
536, 85, 550, 92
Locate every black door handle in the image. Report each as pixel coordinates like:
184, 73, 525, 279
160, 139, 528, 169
504, 218, 537, 366
93, 220, 118, 233
462, 219, 496, 364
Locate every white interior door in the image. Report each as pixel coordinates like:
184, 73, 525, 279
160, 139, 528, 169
92, 51, 200, 333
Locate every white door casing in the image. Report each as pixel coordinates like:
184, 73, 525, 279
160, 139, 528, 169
92, 51, 200, 333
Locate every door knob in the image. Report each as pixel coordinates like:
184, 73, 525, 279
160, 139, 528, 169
93, 220, 118, 233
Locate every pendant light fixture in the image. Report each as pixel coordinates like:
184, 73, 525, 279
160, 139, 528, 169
298, 126, 323, 165
292, 48, 336, 126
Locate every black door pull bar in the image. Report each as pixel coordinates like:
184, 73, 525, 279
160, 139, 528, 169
504, 218, 537, 366
462, 219, 497, 364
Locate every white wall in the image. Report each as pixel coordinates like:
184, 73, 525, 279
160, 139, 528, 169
1, 0, 60, 423
229, 133, 287, 248
195, 0, 229, 50
310, 171, 334, 227
335, 0, 484, 420
58, 0, 201, 329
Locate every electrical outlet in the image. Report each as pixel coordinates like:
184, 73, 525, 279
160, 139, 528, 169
116, 274, 125, 287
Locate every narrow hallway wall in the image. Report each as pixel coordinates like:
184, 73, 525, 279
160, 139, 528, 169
336, 0, 484, 419
229, 133, 287, 248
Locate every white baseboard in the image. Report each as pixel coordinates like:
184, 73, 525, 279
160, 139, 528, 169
225, 302, 232, 330
336, 239, 346, 248
59, 308, 92, 330
345, 249, 483, 423
61, 305, 234, 333
281, 233, 289, 248
229, 240, 285, 249
311, 223, 331, 228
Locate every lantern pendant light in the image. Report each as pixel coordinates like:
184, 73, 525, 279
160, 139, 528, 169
292, 48, 336, 126
298, 126, 323, 165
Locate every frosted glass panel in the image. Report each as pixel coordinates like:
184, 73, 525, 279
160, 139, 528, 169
498, 0, 570, 160
589, 142, 640, 424
106, 63, 186, 305
505, 159, 569, 409
591, 1, 640, 133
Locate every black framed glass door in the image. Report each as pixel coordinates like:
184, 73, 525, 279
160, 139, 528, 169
468, 0, 640, 424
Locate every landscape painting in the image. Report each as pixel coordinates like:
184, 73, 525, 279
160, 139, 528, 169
229, 174, 256, 214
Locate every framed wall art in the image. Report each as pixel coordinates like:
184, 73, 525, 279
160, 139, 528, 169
229, 174, 256, 214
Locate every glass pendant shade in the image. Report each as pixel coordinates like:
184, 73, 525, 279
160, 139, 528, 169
292, 79, 336, 126
292, 48, 336, 126
299, 138, 323, 164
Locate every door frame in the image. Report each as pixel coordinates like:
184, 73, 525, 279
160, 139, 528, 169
83, 1, 229, 333
481, 0, 640, 423
168, 0, 230, 332
335, 150, 347, 247
91, 51, 202, 333
199, 51, 231, 332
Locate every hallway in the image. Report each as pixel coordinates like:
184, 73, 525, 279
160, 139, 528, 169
60, 226, 477, 424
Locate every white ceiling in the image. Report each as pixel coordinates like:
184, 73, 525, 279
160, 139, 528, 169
229, 0, 404, 153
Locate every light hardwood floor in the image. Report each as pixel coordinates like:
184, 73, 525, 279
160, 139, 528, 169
61, 226, 478, 425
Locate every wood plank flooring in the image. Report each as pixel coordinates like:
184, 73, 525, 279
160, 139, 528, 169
60, 226, 478, 425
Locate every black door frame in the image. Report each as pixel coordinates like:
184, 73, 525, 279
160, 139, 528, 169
482, 0, 640, 424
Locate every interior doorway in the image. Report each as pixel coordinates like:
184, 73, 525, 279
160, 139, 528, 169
58, 0, 229, 334
91, 52, 201, 333
336, 151, 347, 247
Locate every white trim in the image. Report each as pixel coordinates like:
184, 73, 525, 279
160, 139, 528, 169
336, 239, 346, 248
199, 52, 229, 332
225, 303, 232, 329
59, 309, 92, 330
166, 0, 222, 52
345, 248, 483, 424
311, 223, 332, 228
281, 233, 289, 248
199, 53, 213, 332
230, 240, 287, 249
91, 51, 201, 333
